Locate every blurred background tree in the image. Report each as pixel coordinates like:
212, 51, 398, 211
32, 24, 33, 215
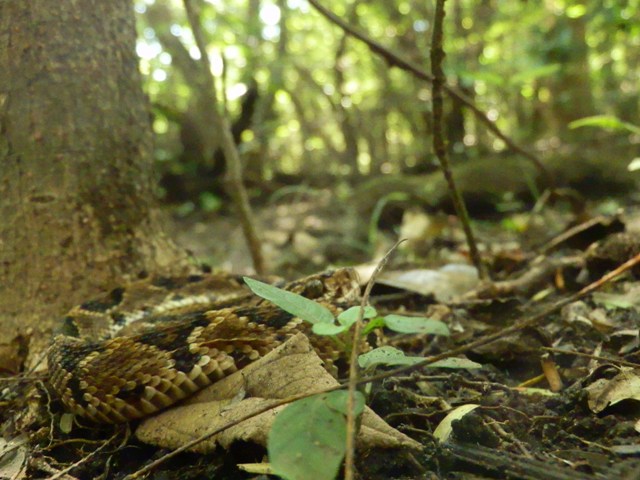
136, 0, 639, 211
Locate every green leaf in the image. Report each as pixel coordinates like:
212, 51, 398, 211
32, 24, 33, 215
358, 346, 482, 370
312, 322, 349, 336
199, 191, 223, 212
362, 317, 386, 335
311, 305, 378, 335
457, 69, 507, 86
429, 358, 482, 369
244, 277, 335, 324
358, 346, 424, 369
268, 391, 365, 480
509, 64, 560, 85
568, 115, 640, 135
337, 306, 377, 326
566, 4, 586, 18
383, 315, 450, 336
325, 390, 365, 416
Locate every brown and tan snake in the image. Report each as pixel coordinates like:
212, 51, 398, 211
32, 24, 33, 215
48, 268, 360, 423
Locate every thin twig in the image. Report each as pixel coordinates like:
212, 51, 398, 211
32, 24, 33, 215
538, 216, 614, 254
470, 255, 584, 298
542, 347, 640, 369
306, 0, 553, 189
183, 0, 265, 274
344, 240, 404, 480
430, 0, 486, 280
45, 429, 124, 480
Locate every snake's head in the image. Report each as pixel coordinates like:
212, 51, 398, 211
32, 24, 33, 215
295, 268, 361, 305
324, 267, 361, 304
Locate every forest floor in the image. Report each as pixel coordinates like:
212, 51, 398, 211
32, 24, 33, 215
163, 187, 640, 479
5, 185, 640, 479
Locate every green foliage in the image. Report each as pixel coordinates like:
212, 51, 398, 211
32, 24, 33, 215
382, 314, 450, 335
359, 346, 482, 370
244, 277, 462, 365
246, 276, 480, 478
244, 276, 335, 324
569, 115, 640, 135
136, 0, 640, 193
508, 64, 561, 86
368, 193, 409, 248
312, 306, 376, 336
199, 191, 223, 212
268, 391, 365, 480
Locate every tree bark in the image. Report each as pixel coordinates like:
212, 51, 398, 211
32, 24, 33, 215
543, 4, 595, 137
0, 0, 188, 369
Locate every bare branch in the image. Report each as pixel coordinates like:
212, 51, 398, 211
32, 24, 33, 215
306, 0, 554, 189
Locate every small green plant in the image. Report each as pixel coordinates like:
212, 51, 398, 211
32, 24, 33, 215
244, 276, 454, 341
244, 276, 481, 480
268, 390, 365, 480
569, 114, 640, 135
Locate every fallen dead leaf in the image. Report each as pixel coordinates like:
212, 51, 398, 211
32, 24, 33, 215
0, 434, 28, 480
585, 368, 640, 413
136, 333, 422, 453
433, 404, 480, 443
376, 265, 480, 302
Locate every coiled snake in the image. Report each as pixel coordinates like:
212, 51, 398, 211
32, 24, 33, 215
48, 269, 360, 424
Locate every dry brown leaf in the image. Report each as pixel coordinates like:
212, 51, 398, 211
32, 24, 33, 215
136, 333, 422, 452
376, 266, 479, 302
0, 434, 28, 479
585, 368, 640, 413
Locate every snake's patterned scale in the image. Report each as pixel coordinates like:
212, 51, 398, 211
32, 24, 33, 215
48, 269, 361, 423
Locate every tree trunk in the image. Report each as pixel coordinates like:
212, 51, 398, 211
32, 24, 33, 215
543, 4, 594, 138
0, 0, 188, 370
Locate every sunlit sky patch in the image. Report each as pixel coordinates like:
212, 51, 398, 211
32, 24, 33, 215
136, 39, 162, 60
260, 3, 281, 25
286, 0, 307, 10
260, 3, 281, 41
228, 83, 248, 101
152, 69, 167, 82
